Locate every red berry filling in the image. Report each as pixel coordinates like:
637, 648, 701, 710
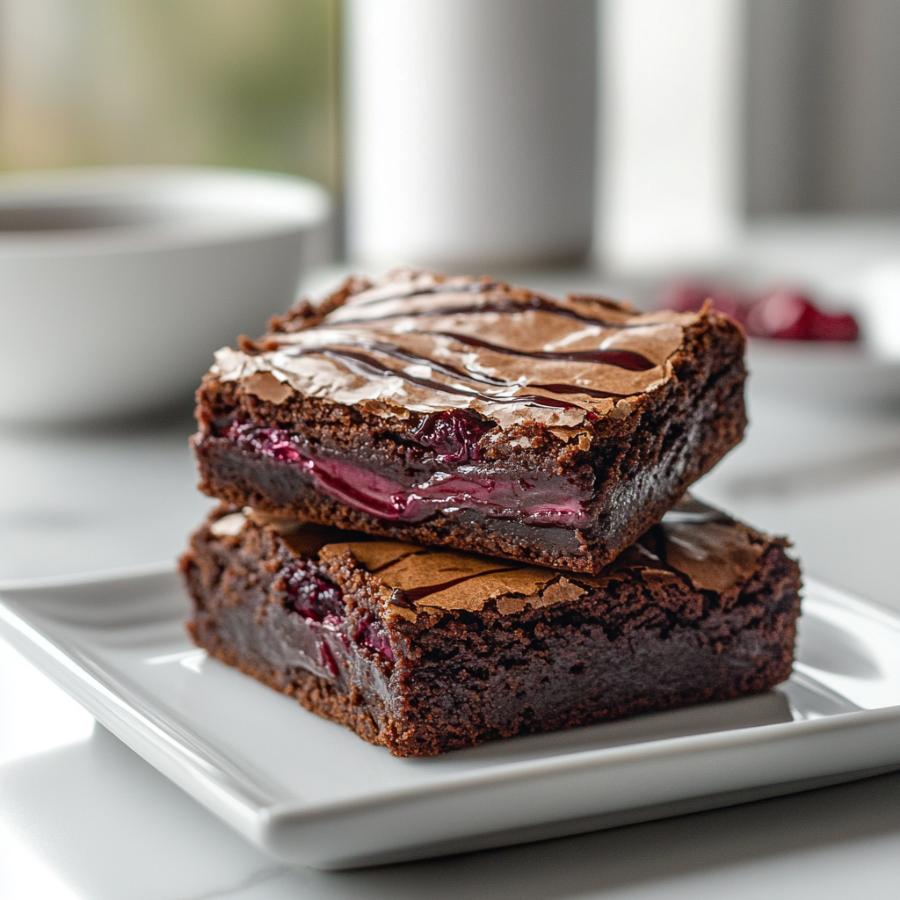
355, 613, 396, 664
222, 419, 590, 526
282, 563, 344, 621
278, 561, 395, 666
410, 410, 491, 463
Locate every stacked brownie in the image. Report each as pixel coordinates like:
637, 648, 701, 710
181, 270, 802, 756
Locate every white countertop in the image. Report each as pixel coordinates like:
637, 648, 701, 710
2, 350, 899, 898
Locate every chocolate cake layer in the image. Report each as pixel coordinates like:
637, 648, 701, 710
180, 498, 801, 757
192, 270, 747, 574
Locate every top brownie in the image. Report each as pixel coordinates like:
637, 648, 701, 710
192, 270, 747, 574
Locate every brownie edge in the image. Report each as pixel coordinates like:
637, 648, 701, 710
192, 269, 748, 574
180, 499, 801, 757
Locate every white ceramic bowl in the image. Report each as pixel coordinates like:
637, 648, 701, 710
0, 167, 332, 423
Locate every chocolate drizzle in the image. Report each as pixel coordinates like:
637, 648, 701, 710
212, 270, 701, 427
306, 346, 582, 409
400, 566, 519, 604
427, 331, 656, 371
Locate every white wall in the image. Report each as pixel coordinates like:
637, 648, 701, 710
599, 0, 743, 271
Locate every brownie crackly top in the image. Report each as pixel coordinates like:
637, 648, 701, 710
210, 269, 730, 429
210, 497, 780, 622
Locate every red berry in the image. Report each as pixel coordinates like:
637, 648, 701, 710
746, 291, 818, 340
810, 312, 859, 342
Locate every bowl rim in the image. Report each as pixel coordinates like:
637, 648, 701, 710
0, 165, 332, 259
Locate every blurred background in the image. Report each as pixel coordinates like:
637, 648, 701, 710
4, 0, 900, 271
1, 0, 899, 594
0, 0, 340, 188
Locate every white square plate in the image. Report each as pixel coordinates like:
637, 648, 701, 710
1, 568, 898, 870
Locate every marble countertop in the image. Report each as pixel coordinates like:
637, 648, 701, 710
2, 344, 900, 898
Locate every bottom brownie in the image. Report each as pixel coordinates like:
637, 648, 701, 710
180, 498, 801, 757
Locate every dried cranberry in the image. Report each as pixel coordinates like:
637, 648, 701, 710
662, 282, 860, 343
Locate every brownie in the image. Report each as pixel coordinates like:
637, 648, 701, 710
180, 497, 801, 757
191, 270, 747, 574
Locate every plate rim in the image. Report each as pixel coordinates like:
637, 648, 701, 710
1, 567, 899, 835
